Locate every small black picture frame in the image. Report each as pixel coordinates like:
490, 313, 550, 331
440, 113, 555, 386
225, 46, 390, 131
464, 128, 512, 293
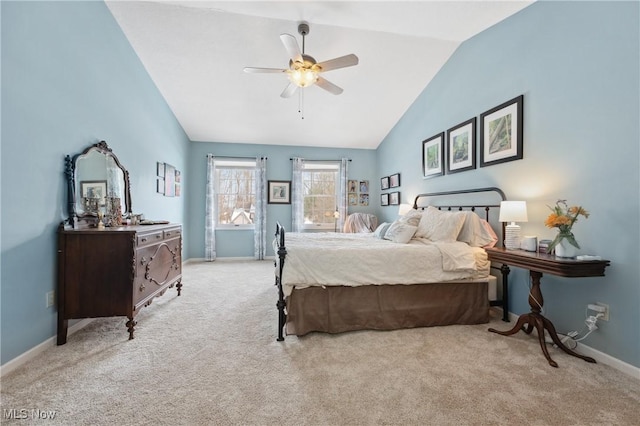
389, 191, 400, 205
389, 173, 400, 188
422, 132, 445, 179
381, 176, 389, 190
381, 193, 389, 206
268, 180, 291, 204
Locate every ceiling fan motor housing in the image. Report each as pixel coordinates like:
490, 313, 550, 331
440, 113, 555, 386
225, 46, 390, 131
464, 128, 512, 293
298, 22, 310, 36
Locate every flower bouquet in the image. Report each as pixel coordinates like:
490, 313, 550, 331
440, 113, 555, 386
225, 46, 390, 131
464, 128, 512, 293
544, 199, 589, 253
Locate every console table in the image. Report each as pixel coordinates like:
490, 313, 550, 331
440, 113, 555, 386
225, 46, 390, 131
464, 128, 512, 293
485, 247, 610, 367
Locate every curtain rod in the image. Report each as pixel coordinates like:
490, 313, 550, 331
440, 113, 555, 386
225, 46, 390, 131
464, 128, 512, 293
289, 158, 351, 162
207, 154, 267, 160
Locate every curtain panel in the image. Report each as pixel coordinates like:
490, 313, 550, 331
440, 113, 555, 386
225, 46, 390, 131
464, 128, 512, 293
254, 157, 267, 260
205, 154, 217, 261
291, 157, 305, 233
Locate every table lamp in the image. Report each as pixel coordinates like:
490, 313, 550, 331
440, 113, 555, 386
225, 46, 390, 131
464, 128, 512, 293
398, 203, 412, 217
499, 201, 528, 250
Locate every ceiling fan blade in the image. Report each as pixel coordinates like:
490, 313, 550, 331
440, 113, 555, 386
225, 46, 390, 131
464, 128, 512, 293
317, 54, 359, 72
244, 67, 286, 74
280, 82, 298, 98
315, 77, 343, 95
280, 33, 303, 64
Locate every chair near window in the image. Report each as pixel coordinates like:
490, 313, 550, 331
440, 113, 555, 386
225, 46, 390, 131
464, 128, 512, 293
343, 213, 378, 233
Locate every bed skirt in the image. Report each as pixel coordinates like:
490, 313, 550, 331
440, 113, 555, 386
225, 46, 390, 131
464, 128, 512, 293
285, 281, 490, 336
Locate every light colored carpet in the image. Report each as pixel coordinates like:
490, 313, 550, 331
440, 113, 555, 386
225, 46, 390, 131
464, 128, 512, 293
1, 260, 639, 425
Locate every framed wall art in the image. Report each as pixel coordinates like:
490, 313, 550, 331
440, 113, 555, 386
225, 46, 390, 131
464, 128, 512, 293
164, 163, 176, 197
381, 193, 389, 206
480, 95, 524, 167
446, 118, 476, 174
389, 173, 400, 188
268, 180, 291, 204
348, 193, 358, 206
380, 176, 389, 190
422, 132, 445, 179
348, 180, 358, 193
389, 191, 400, 205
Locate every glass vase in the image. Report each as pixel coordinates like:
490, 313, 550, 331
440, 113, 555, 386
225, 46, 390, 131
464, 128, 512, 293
555, 238, 577, 258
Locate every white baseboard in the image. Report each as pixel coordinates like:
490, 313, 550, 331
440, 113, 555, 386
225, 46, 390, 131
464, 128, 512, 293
501, 309, 640, 379
0, 318, 94, 378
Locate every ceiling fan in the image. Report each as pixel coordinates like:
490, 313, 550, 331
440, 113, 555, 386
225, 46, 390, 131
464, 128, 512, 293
244, 22, 359, 98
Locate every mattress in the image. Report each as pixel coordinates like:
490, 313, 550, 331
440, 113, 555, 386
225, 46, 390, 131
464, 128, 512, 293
277, 232, 490, 296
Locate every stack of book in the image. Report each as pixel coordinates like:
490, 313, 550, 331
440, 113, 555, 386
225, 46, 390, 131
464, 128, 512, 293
538, 239, 552, 254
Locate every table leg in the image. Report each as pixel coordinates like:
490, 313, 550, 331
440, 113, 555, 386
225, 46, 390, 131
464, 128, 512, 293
488, 270, 596, 367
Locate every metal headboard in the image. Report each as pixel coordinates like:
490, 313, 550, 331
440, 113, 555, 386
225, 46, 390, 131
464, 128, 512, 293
412, 186, 507, 245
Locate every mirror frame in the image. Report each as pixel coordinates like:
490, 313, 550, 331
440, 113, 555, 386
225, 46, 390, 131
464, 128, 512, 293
65, 141, 132, 227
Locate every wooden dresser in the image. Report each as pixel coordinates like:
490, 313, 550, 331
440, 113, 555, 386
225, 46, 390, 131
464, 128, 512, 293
57, 223, 182, 344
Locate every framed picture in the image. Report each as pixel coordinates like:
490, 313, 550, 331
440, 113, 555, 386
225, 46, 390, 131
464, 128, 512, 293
80, 180, 107, 202
359, 193, 369, 206
389, 191, 400, 205
389, 173, 400, 188
156, 162, 165, 178
348, 180, 358, 193
156, 178, 165, 195
348, 193, 358, 206
480, 95, 524, 167
268, 180, 291, 204
381, 176, 389, 190
381, 193, 389, 206
175, 170, 181, 183
359, 180, 369, 193
164, 163, 176, 197
422, 132, 445, 179
447, 118, 476, 174
175, 184, 181, 197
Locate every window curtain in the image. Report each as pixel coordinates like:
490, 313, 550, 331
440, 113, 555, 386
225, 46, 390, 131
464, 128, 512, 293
205, 154, 217, 261
338, 158, 349, 232
254, 157, 267, 260
291, 157, 305, 233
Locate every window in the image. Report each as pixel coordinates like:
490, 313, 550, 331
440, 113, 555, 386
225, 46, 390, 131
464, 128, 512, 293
215, 159, 256, 229
302, 162, 340, 229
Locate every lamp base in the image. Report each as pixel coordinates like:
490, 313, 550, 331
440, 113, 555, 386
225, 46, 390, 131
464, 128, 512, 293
504, 224, 521, 250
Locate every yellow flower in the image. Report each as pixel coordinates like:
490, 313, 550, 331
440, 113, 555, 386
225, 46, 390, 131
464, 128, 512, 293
545, 199, 589, 252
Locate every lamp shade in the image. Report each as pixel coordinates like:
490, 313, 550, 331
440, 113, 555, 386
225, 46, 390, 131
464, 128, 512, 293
499, 201, 528, 223
398, 203, 412, 216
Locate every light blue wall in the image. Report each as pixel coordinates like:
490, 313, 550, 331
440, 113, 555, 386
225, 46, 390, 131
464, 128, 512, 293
186, 142, 377, 259
377, 1, 639, 367
1, 1, 190, 364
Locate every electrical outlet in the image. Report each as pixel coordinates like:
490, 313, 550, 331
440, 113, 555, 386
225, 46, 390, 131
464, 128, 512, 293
596, 302, 609, 321
46, 291, 55, 308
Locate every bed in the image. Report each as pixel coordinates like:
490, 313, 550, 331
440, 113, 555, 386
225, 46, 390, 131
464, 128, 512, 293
273, 187, 508, 341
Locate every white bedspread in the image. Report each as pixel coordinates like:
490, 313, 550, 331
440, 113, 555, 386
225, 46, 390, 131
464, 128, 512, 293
277, 232, 490, 296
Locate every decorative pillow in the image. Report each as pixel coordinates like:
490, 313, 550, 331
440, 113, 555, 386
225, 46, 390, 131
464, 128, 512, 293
415, 206, 466, 242
397, 208, 422, 227
480, 219, 498, 248
457, 212, 498, 247
383, 221, 418, 244
373, 222, 392, 239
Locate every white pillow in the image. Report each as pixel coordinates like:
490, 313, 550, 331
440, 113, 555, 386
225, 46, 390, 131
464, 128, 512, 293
457, 212, 498, 247
373, 222, 391, 239
415, 206, 466, 242
383, 221, 418, 244
397, 209, 422, 227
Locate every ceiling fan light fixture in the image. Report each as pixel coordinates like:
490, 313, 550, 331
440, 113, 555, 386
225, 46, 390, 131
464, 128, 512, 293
288, 67, 318, 88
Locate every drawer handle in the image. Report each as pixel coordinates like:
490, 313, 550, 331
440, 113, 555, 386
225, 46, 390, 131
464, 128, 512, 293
139, 283, 146, 292
140, 238, 147, 243
156, 234, 161, 239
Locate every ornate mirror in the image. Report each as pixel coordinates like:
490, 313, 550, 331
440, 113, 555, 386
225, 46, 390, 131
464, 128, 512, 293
65, 141, 131, 227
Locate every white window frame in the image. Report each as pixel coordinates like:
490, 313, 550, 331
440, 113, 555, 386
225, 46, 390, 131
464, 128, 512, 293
301, 162, 340, 231
214, 159, 256, 230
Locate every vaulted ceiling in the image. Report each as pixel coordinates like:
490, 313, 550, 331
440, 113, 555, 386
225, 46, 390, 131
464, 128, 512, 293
106, 1, 533, 149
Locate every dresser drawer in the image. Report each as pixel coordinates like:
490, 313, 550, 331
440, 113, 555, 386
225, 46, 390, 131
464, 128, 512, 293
134, 239, 181, 306
137, 231, 164, 247
163, 227, 181, 240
